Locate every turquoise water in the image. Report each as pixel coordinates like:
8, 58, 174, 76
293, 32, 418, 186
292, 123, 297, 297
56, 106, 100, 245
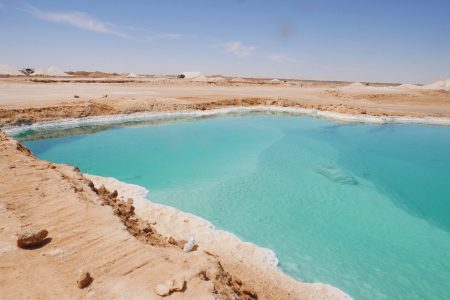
19, 113, 450, 299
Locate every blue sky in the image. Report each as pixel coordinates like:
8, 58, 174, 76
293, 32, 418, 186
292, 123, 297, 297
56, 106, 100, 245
0, 0, 449, 83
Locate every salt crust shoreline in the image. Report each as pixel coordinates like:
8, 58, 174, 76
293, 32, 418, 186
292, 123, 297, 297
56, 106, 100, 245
3, 106, 450, 135
7, 105, 440, 298
85, 174, 352, 300
83, 173, 352, 300
2, 107, 356, 298
85, 173, 279, 267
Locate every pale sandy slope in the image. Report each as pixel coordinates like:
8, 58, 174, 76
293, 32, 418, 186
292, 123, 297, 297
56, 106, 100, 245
0, 131, 348, 300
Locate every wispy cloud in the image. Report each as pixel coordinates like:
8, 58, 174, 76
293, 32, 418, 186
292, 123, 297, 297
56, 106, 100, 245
26, 5, 126, 37
266, 53, 300, 63
146, 33, 184, 42
224, 41, 256, 58
123, 26, 185, 42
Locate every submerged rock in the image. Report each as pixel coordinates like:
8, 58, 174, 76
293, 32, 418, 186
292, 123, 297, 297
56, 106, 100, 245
316, 165, 358, 185
17, 229, 48, 248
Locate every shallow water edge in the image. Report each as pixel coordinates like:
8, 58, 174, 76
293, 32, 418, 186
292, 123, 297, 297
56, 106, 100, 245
3, 106, 450, 136
84, 173, 351, 299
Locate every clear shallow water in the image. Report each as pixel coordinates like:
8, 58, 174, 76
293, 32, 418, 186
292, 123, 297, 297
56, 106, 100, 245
19, 113, 450, 300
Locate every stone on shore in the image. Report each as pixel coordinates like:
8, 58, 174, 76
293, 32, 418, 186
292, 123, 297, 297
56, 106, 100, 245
155, 280, 173, 296
154, 277, 186, 296
17, 229, 48, 248
77, 270, 93, 289
172, 276, 186, 292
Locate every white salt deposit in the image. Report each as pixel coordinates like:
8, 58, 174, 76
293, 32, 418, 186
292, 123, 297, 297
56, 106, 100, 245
33, 66, 67, 76
182, 236, 196, 252
127, 73, 139, 78
344, 82, 367, 89
0, 65, 68, 76
0, 64, 23, 75
5, 106, 450, 138
191, 75, 207, 82
397, 83, 422, 90
181, 71, 206, 81
84, 173, 280, 269
424, 79, 450, 90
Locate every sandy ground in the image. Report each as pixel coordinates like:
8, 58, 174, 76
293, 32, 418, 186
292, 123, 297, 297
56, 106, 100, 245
0, 131, 348, 299
1, 75, 449, 299
1, 76, 449, 127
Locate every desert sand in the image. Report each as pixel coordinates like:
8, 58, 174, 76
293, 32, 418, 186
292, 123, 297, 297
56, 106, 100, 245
1, 75, 450, 128
1, 74, 449, 299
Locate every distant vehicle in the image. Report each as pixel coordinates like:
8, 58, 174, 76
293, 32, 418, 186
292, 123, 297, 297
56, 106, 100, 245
177, 74, 185, 78
19, 68, 35, 76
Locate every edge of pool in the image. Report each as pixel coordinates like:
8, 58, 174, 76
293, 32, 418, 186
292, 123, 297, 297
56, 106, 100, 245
3, 106, 450, 136
84, 173, 353, 300
5, 105, 448, 299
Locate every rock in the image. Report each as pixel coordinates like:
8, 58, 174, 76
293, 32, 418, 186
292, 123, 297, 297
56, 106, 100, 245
142, 224, 153, 233
77, 270, 93, 289
167, 236, 177, 245
232, 277, 242, 286
17, 229, 48, 248
242, 289, 258, 298
110, 190, 118, 198
97, 185, 107, 195
124, 199, 135, 214
198, 270, 209, 281
83, 178, 95, 190
316, 165, 358, 185
172, 277, 186, 292
183, 236, 196, 252
74, 95, 80, 98
155, 280, 173, 296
